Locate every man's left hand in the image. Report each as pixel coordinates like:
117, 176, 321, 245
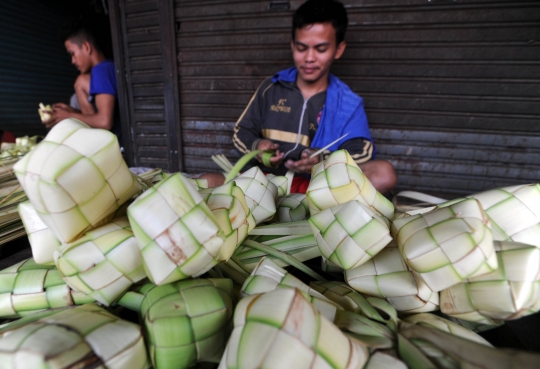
284, 148, 320, 173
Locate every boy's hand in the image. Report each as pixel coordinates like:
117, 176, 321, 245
284, 148, 320, 174
41, 103, 78, 129
256, 140, 284, 167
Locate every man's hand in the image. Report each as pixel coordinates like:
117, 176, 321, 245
284, 148, 320, 174
41, 103, 79, 129
257, 140, 284, 167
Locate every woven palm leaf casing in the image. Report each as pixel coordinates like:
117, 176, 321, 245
273, 193, 310, 223
468, 183, 540, 247
13, 118, 141, 243
139, 278, 235, 369
18, 201, 61, 265
128, 172, 224, 285
440, 240, 540, 322
241, 257, 342, 321
54, 217, 146, 306
391, 198, 497, 292
230, 167, 278, 224
266, 173, 288, 197
0, 303, 149, 369
199, 181, 255, 261
309, 200, 392, 270
219, 288, 369, 369
345, 244, 439, 313
0, 258, 94, 319
306, 150, 394, 219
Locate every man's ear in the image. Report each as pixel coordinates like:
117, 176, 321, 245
82, 41, 92, 54
290, 39, 295, 52
335, 41, 346, 60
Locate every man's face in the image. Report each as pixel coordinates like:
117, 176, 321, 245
291, 22, 346, 86
65, 40, 92, 73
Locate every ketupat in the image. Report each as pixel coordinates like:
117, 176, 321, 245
240, 258, 395, 349
38, 102, 52, 122
345, 243, 439, 313
391, 198, 497, 292
440, 240, 540, 322
0, 303, 150, 369
241, 257, 342, 321
0, 258, 94, 319
272, 193, 310, 223
219, 288, 370, 369
306, 150, 394, 219
118, 278, 235, 369
229, 166, 279, 225
54, 217, 146, 306
199, 181, 255, 261
13, 118, 141, 243
468, 183, 540, 247
309, 200, 392, 270
128, 172, 225, 285
17, 201, 61, 265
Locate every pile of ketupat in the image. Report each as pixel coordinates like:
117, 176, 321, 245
0, 118, 539, 368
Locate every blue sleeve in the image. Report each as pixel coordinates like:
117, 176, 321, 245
89, 61, 117, 97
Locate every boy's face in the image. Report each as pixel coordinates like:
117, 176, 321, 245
65, 40, 92, 74
291, 22, 346, 86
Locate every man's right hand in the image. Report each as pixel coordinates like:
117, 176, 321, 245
256, 140, 285, 167
41, 103, 79, 129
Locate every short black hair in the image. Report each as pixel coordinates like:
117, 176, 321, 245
60, 20, 102, 52
292, 0, 348, 44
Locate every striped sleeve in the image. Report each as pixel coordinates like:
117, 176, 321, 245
232, 78, 273, 154
324, 138, 374, 165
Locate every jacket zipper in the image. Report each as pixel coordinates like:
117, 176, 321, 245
283, 95, 309, 159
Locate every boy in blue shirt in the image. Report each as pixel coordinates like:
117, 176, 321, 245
43, 22, 122, 143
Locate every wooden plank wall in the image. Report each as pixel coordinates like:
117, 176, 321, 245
172, 0, 539, 197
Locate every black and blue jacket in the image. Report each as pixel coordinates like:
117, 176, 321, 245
233, 67, 375, 175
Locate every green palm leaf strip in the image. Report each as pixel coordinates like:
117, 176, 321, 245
241, 239, 326, 281
224, 150, 262, 183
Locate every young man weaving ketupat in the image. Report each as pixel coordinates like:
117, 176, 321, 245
232, 0, 397, 193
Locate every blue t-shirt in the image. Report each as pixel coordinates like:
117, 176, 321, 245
90, 60, 117, 97
89, 60, 122, 144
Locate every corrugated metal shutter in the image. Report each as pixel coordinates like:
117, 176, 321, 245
0, 0, 78, 137
174, 0, 539, 197
340, 0, 540, 197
